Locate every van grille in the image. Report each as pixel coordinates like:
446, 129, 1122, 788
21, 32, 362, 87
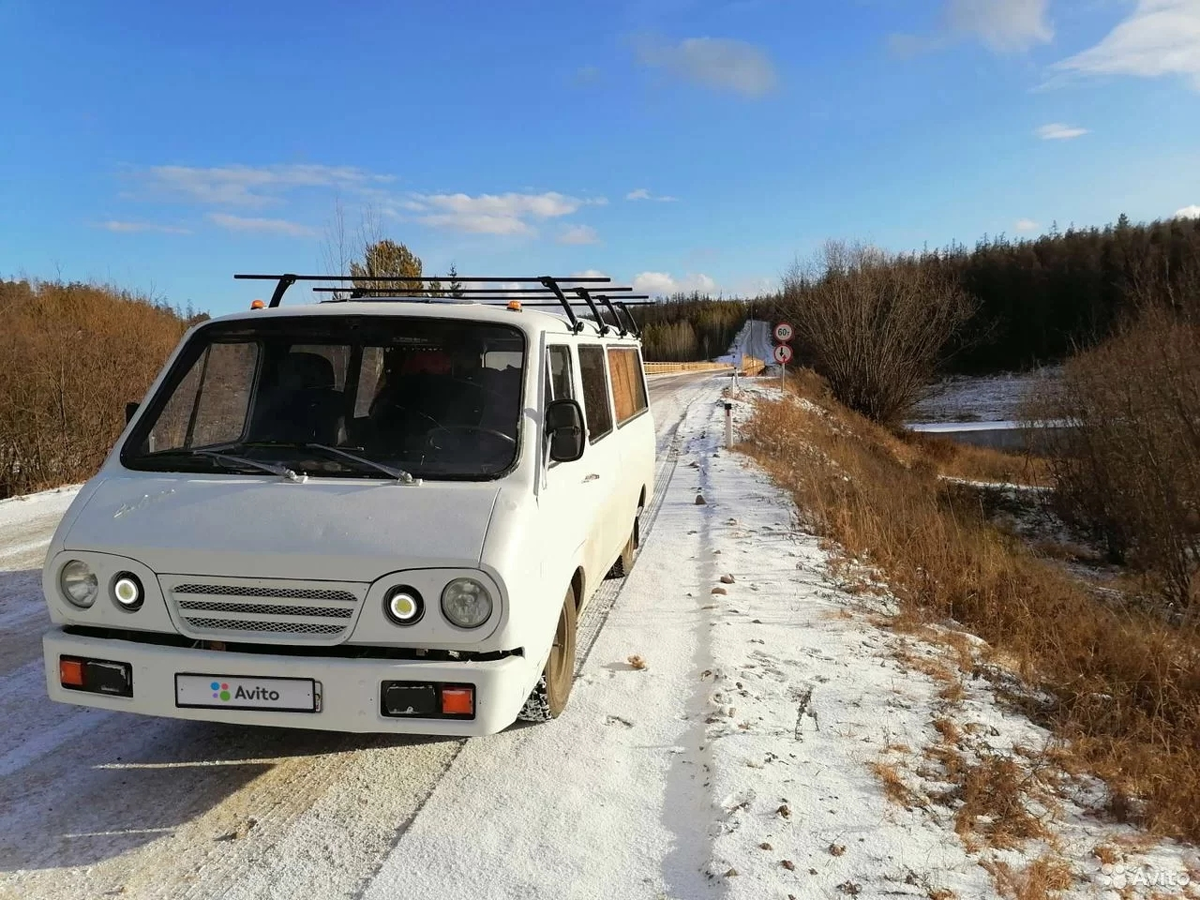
162, 577, 365, 645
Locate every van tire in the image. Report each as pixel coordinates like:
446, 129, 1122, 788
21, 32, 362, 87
606, 523, 636, 579
517, 585, 577, 723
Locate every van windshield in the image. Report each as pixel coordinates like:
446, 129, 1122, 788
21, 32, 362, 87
121, 316, 526, 481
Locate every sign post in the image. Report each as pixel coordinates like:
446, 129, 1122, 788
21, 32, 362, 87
773, 322, 794, 394
773, 342, 793, 392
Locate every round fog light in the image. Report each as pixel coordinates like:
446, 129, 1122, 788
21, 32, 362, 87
440, 578, 493, 629
113, 573, 144, 611
384, 586, 424, 625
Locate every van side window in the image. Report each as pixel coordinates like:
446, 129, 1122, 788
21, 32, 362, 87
547, 345, 573, 400
607, 347, 648, 425
577, 345, 613, 442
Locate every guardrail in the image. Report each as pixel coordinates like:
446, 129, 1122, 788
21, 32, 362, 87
645, 356, 766, 376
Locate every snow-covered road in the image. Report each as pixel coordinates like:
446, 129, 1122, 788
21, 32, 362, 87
0, 373, 718, 900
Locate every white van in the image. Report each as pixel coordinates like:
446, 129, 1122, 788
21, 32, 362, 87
40, 275, 655, 735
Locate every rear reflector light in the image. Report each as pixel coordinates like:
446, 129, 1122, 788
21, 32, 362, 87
59, 658, 84, 687
380, 681, 476, 720
440, 687, 474, 716
59, 656, 133, 697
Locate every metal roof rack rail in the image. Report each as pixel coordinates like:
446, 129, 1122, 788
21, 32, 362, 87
309, 286, 651, 336
234, 273, 622, 333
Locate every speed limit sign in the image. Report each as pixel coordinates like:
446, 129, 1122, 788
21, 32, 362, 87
773, 344, 794, 364
774, 322, 794, 342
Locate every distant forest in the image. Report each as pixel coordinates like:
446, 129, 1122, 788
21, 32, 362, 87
639, 214, 1200, 372
933, 214, 1200, 371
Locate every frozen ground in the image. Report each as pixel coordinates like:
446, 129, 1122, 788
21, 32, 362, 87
910, 368, 1062, 424
1, 374, 1194, 899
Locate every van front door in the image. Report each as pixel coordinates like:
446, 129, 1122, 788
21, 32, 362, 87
540, 344, 607, 608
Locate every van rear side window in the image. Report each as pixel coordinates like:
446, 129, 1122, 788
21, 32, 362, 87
607, 347, 647, 425
577, 346, 612, 442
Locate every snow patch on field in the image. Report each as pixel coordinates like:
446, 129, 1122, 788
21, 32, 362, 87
910, 369, 1059, 424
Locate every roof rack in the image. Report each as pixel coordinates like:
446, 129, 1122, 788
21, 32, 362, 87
234, 273, 649, 335
311, 287, 650, 337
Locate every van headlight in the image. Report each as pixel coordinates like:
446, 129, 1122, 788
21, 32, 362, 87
61, 560, 99, 608
440, 578, 493, 629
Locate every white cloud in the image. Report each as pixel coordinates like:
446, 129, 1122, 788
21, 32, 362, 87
1015, 218, 1040, 232
136, 164, 395, 207
1036, 122, 1089, 140
405, 191, 604, 236
1176, 204, 1200, 218
946, 0, 1053, 52
891, 0, 1052, 56
632, 271, 718, 296
558, 224, 601, 245
96, 220, 191, 234
636, 37, 778, 97
207, 213, 316, 237
626, 187, 678, 202
1051, 0, 1200, 90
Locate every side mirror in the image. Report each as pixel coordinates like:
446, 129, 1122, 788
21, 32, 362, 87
546, 399, 585, 463
125, 401, 139, 424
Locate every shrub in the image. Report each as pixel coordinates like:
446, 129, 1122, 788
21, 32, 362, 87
1032, 306, 1200, 613
782, 242, 975, 425
0, 280, 192, 498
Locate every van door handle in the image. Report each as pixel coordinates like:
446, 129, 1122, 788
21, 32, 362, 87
583, 473, 600, 482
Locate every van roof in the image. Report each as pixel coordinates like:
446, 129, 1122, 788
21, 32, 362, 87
213, 299, 643, 342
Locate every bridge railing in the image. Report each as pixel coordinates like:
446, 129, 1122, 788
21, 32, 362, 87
644, 356, 766, 376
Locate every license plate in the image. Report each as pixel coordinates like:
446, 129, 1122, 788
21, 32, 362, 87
175, 674, 320, 712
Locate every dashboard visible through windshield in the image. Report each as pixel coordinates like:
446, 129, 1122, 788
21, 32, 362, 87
121, 316, 526, 480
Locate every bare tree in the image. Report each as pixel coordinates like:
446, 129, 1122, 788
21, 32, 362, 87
782, 241, 975, 424
320, 197, 352, 299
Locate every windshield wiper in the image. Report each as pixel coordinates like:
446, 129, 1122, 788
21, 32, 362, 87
147, 448, 304, 482
219, 440, 416, 484
302, 443, 416, 484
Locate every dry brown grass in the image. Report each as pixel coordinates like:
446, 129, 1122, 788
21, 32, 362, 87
984, 855, 1074, 900
870, 761, 921, 809
744, 372, 1200, 842
899, 430, 1051, 487
954, 755, 1050, 849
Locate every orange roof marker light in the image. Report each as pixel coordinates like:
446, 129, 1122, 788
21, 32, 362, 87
506, 300, 522, 311
250, 299, 265, 310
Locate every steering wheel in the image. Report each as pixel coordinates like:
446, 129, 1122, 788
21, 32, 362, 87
426, 424, 517, 450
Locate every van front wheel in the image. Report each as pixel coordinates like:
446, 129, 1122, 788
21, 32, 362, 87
517, 585, 577, 723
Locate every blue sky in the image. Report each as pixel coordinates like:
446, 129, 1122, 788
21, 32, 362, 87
2, 0, 1198, 315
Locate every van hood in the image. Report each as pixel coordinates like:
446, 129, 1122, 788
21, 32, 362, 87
62, 476, 500, 582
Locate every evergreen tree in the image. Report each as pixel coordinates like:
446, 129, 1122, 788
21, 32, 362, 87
350, 239, 422, 295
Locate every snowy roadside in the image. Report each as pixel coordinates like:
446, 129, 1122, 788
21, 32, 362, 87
362, 378, 1193, 900
719, 379, 1199, 899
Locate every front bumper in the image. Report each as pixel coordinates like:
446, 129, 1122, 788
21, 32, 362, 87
43, 628, 535, 736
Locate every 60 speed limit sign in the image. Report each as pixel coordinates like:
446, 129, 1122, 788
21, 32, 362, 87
774, 322, 794, 342
773, 344, 794, 364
